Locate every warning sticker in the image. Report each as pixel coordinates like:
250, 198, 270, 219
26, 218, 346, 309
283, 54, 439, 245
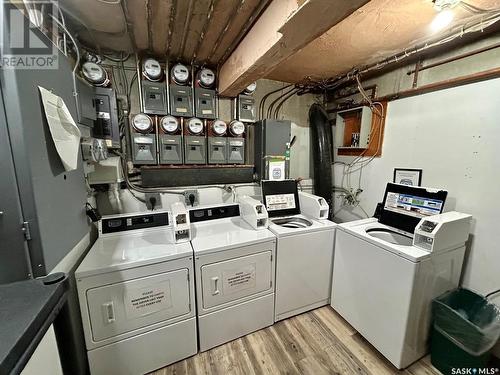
124, 280, 172, 319
222, 264, 256, 294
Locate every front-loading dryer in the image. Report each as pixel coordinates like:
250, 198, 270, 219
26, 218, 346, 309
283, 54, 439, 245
189, 204, 276, 351
76, 210, 197, 375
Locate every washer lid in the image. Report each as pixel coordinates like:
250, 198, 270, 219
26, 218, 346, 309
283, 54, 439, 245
338, 220, 431, 262
75, 231, 193, 278
82, 62, 107, 85
143, 58, 163, 81
190, 218, 275, 255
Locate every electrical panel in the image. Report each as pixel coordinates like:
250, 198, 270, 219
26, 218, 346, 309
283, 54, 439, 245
195, 88, 216, 119
237, 94, 256, 122
208, 138, 227, 164
254, 119, 291, 180
142, 80, 168, 115
92, 87, 120, 148
170, 85, 194, 117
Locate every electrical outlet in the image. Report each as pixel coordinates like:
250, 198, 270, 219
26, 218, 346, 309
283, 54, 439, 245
184, 190, 199, 207
145, 193, 161, 210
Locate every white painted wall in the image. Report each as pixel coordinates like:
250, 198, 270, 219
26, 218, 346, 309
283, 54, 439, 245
333, 78, 500, 298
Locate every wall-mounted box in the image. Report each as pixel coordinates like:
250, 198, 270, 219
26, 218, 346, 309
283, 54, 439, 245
238, 94, 256, 122
195, 88, 216, 119
335, 106, 372, 149
132, 134, 157, 165
170, 85, 194, 117
159, 135, 183, 164
142, 81, 168, 115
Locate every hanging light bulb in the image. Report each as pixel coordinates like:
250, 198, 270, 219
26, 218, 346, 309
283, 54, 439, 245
431, 8, 455, 32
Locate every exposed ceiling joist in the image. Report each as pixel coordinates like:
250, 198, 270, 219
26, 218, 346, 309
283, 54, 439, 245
218, 0, 370, 96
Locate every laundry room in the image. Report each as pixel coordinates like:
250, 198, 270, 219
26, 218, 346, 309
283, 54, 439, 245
1, 1, 500, 375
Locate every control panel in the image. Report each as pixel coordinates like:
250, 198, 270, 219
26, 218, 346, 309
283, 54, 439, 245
189, 204, 240, 223
99, 212, 169, 234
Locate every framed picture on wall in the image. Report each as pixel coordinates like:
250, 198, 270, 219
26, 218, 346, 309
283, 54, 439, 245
393, 168, 422, 186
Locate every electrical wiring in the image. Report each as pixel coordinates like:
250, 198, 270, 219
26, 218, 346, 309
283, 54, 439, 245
258, 84, 294, 119
267, 86, 297, 118
273, 89, 299, 119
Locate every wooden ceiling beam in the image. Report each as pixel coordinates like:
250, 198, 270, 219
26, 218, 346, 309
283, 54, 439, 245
218, 0, 370, 96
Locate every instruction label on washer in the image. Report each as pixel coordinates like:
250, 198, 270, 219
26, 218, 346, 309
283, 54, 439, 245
222, 264, 256, 294
124, 280, 172, 319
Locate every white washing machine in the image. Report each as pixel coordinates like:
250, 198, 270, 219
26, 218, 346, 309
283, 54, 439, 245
331, 183, 472, 369
261, 180, 336, 322
76, 211, 197, 375
189, 204, 276, 352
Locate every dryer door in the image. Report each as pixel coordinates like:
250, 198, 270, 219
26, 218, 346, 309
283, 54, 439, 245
201, 251, 273, 309
87, 268, 191, 342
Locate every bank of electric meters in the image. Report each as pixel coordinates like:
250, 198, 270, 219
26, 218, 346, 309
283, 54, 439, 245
140, 57, 217, 120
130, 113, 246, 166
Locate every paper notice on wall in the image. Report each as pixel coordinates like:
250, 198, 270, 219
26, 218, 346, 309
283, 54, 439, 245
268, 159, 286, 180
124, 280, 172, 320
222, 264, 256, 294
38, 86, 81, 171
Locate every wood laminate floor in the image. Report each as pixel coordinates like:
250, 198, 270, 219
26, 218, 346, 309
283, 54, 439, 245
151, 306, 440, 375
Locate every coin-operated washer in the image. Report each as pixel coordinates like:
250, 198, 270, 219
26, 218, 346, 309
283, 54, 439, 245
184, 117, 206, 164
194, 68, 217, 119
75, 210, 197, 375
227, 120, 245, 164
189, 203, 276, 352
141, 57, 168, 115
207, 119, 228, 164
158, 115, 183, 164
169, 63, 194, 118
261, 180, 336, 322
130, 113, 157, 165
331, 182, 472, 369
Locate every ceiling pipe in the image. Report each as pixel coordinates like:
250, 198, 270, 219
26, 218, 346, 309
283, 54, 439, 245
217, 0, 271, 66
179, 0, 195, 59
191, 0, 218, 64
165, 0, 178, 57
206, 0, 245, 64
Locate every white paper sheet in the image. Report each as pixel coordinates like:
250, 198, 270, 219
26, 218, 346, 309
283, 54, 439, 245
38, 86, 81, 171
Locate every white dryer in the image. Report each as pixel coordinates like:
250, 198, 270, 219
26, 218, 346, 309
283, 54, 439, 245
76, 211, 197, 375
190, 204, 276, 352
331, 183, 471, 369
261, 180, 336, 322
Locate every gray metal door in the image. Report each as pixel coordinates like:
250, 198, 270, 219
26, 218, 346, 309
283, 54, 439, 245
0, 85, 31, 283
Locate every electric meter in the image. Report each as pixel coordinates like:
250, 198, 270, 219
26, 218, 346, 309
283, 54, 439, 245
143, 58, 163, 81
197, 68, 216, 88
229, 120, 245, 136
187, 117, 204, 135
132, 113, 153, 133
243, 82, 257, 95
81, 62, 108, 86
171, 63, 190, 85
211, 119, 227, 136
160, 115, 179, 134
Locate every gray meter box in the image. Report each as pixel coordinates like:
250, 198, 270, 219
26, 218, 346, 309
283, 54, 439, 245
170, 85, 194, 117
238, 94, 256, 122
208, 138, 227, 164
227, 138, 245, 164
132, 134, 157, 165
159, 135, 183, 164
142, 81, 167, 115
195, 88, 216, 119
254, 119, 291, 179
184, 136, 206, 164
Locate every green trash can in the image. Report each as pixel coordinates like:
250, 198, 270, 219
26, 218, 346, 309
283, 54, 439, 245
430, 288, 500, 375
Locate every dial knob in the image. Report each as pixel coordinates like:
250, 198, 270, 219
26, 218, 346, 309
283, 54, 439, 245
143, 58, 163, 81
187, 117, 204, 135
160, 115, 179, 133
132, 113, 153, 133
81, 62, 108, 86
197, 68, 216, 88
211, 119, 227, 136
229, 120, 245, 136
171, 63, 190, 85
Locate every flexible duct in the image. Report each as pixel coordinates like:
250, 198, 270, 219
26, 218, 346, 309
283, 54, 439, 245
308, 103, 333, 219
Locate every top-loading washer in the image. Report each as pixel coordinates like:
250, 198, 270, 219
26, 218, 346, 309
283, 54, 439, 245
76, 210, 197, 375
331, 183, 472, 369
189, 203, 276, 352
261, 180, 336, 322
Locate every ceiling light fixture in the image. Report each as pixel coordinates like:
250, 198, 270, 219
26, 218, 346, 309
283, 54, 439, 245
431, 0, 460, 32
